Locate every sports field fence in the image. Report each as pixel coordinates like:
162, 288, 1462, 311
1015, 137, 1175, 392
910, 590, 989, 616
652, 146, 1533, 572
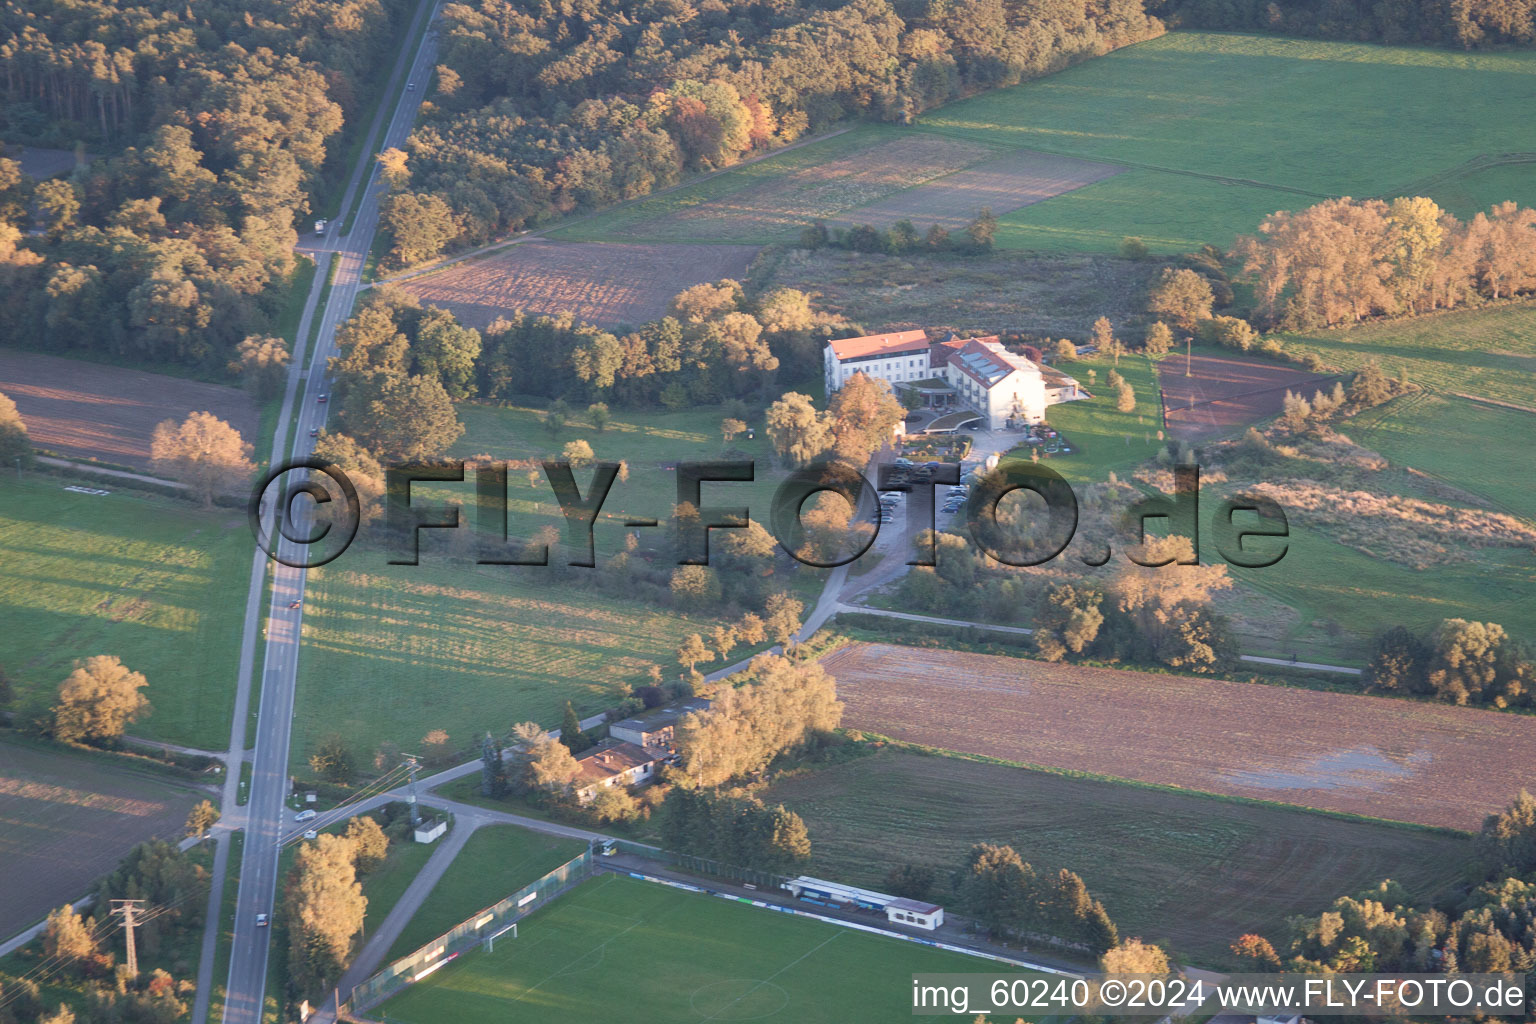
341, 846, 594, 1016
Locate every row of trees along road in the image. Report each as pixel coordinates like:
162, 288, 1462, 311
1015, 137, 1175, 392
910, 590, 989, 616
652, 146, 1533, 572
0, 0, 412, 373
380, 0, 1165, 266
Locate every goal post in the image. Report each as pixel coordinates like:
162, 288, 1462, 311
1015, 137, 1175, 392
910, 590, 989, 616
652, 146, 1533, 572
486, 920, 517, 953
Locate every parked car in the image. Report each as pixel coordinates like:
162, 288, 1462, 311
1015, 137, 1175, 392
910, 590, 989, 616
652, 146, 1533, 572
893, 457, 913, 466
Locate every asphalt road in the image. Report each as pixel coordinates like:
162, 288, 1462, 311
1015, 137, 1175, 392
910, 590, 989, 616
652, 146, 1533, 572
218, 5, 445, 1022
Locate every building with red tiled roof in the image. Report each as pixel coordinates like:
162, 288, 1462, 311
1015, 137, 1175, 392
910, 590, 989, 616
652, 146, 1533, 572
570, 740, 659, 804
823, 329, 932, 392
822, 329, 1085, 431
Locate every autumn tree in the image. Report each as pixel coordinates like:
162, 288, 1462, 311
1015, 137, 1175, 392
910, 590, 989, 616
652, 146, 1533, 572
828, 372, 905, 464
1231, 934, 1283, 971
764, 591, 803, 648
1144, 321, 1174, 355
1053, 338, 1077, 362
43, 904, 97, 966
526, 734, 581, 791
381, 191, 457, 268
765, 392, 832, 467
311, 431, 385, 524
721, 417, 748, 443
756, 288, 815, 333
964, 207, 997, 250
562, 439, 594, 467
344, 373, 464, 461
1425, 618, 1506, 705
587, 402, 611, 432
285, 833, 367, 995
1363, 626, 1430, 694
1112, 536, 1233, 670
1101, 937, 1171, 974
54, 656, 150, 744
345, 815, 390, 872
1033, 584, 1104, 662
185, 800, 220, 839
231, 335, 290, 400
151, 412, 256, 508
1475, 789, 1536, 877
1116, 380, 1136, 413
675, 654, 840, 787
376, 147, 411, 190
1147, 267, 1214, 327
1281, 390, 1311, 429
677, 634, 714, 675
0, 389, 33, 469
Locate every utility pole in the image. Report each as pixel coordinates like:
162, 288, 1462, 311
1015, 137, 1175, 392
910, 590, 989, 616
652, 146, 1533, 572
406, 755, 421, 826
1185, 336, 1193, 376
110, 899, 146, 977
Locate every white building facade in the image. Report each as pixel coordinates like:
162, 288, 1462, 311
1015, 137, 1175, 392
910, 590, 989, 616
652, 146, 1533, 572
823, 330, 933, 393
823, 332, 1085, 432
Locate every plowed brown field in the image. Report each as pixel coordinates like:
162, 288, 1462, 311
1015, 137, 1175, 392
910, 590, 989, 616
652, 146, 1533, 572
395, 240, 761, 329
823, 642, 1536, 830
0, 348, 258, 470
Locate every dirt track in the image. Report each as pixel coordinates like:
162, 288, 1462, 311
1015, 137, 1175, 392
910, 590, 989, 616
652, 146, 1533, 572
0, 348, 259, 470
823, 641, 1536, 830
396, 240, 761, 328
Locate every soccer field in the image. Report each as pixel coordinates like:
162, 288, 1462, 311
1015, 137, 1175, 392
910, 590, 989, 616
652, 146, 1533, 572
378, 873, 1031, 1023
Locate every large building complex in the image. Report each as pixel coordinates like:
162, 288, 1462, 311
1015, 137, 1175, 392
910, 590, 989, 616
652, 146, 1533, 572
824, 331, 1087, 431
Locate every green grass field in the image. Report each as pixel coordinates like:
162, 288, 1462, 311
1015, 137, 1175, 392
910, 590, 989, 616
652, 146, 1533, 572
1284, 302, 1536, 409
1012, 352, 1165, 484
547, 125, 988, 245
557, 33, 1536, 254
1347, 391, 1536, 520
0, 476, 253, 748
763, 749, 1470, 967
388, 825, 588, 958
925, 32, 1536, 253
291, 400, 827, 768
381, 872, 1033, 1023
292, 560, 706, 767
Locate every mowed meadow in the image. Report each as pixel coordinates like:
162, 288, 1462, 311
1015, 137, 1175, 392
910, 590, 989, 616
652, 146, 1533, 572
764, 749, 1470, 966
0, 476, 252, 748
291, 402, 828, 767
919, 32, 1536, 252
553, 33, 1536, 255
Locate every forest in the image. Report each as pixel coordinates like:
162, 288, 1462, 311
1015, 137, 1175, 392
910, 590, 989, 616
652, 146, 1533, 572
382, 0, 1164, 264
1157, 0, 1536, 47
0, 0, 410, 369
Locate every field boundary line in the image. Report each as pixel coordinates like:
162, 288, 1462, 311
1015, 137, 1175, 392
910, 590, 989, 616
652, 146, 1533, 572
613, 866, 1082, 976
698, 931, 844, 1022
